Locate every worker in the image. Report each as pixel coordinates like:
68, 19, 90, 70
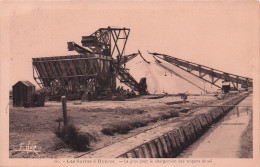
126, 89, 130, 98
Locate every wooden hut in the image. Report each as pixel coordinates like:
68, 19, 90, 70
12, 81, 35, 107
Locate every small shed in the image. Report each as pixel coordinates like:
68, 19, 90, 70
12, 81, 35, 107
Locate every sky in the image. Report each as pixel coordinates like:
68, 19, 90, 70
1, 1, 258, 93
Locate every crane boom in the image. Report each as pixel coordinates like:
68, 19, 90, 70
67, 42, 93, 55
149, 52, 253, 90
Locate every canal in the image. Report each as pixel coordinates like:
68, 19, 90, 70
178, 94, 253, 158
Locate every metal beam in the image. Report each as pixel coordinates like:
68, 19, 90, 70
149, 52, 253, 89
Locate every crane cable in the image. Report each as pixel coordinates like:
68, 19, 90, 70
154, 56, 206, 93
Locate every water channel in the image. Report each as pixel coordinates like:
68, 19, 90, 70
178, 94, 252, 158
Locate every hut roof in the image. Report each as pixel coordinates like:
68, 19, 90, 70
13, 81, 35, 87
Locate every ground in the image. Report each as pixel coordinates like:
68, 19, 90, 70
9, 93, 240, 158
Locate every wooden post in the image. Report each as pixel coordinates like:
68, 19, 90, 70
237, 106, 239, 117
61, 96, 68, 127
182, 95, 187, 104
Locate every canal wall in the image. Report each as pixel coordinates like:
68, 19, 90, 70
117, 91, 252, 158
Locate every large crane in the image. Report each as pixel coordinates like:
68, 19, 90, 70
32, 27, 149, 100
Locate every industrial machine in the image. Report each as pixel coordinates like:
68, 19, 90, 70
32, 27, 148, 100
149, 52, 253, 93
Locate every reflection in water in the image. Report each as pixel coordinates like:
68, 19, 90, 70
178, 94, 252, 158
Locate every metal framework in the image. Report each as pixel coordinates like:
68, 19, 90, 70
115, 64, 148, 95
32, 54, 113, 96
149, 52, 253, 90
32, 27, 148, 100
81, 27, 130, 60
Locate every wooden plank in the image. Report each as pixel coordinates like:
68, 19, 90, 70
32, 56, 113, 63
50, 57, 61, 77
38, 60, 50, 84
89, 59, 100, 75
67, 60, 77, 76
40, 58, 52, 78
40, 74, 97, 78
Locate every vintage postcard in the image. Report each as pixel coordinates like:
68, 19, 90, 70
0, 0, 259, 167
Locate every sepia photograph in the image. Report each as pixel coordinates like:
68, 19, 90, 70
0, 0, 259, 166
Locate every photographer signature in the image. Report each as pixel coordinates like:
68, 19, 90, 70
15, 141, 41, 157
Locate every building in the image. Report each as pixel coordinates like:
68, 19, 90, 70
12, 81, 35, 107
